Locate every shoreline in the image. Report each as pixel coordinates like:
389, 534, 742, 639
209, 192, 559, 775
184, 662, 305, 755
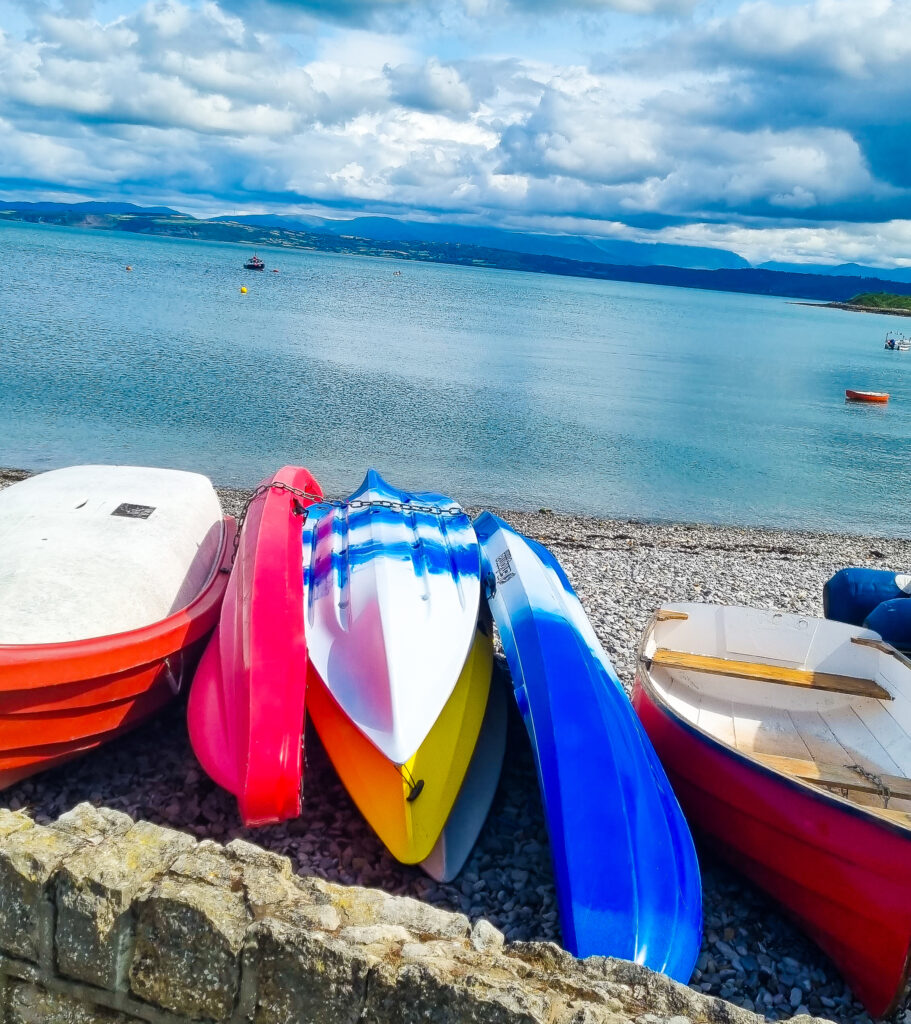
3, 466, 910, 1022
793, 300, 911, 317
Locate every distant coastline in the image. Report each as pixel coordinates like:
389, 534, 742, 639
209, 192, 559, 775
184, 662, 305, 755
5, 205, 911, 306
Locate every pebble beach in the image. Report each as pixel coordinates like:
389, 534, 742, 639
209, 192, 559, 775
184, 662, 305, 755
3, 467, 911, 1024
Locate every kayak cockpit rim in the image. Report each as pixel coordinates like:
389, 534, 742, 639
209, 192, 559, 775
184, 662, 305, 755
637, 605, 911, 834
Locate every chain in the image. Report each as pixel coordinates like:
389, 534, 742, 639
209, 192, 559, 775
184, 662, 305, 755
846, 763, 892, 807
231, 480, 467, 565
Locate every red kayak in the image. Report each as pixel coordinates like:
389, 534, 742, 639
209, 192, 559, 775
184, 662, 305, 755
188, 466, 323, 826
846, 389, 889, 403
0, 466, 234, 787
635, 603, 911, 1016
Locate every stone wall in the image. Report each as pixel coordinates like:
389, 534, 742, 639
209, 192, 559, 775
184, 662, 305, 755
0, 802, 830, 1024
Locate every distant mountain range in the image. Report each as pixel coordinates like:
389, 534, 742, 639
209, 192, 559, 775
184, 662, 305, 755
210, 213, 751, 271
0, 200, 181, 216
4, 200, 911, 303
759, 261, 911, 283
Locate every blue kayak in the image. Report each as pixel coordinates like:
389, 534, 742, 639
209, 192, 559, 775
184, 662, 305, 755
474, 512, 702, 981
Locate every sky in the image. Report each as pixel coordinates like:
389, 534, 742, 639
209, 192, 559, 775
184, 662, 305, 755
0, 0, 910, 265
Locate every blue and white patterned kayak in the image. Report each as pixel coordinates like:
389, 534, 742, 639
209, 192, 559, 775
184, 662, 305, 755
302, 470, 481, 764
474, 511, 702, 981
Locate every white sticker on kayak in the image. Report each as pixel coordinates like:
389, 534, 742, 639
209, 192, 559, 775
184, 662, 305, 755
897, 574, 911, 594
495, 550, 516, 584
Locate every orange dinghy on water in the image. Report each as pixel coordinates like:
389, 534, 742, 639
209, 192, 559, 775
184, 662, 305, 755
846, 389, 889, 403
0, 466, 234, 788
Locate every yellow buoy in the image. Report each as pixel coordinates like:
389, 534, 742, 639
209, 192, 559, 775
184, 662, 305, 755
240, 286, 247, 294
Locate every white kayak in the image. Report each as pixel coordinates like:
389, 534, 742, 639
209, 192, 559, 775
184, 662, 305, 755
302, 469, 481, 764
0, 465, 225, 644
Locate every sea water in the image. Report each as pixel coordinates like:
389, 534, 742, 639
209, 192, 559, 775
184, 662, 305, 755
1, 220, 909, 535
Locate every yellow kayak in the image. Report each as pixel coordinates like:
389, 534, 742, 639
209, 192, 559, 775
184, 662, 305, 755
307, 623, 493, 863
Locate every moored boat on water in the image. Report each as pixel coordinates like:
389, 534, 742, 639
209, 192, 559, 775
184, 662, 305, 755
0, 466, 234, 787
634, 603, 911, 1016
846, 388, 889, 403
244, 253, 265, 270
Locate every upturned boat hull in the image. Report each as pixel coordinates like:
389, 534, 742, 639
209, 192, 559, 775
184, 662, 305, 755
475, 513, 702, 980
188, 466, 323, 826
308, 625, 493, 864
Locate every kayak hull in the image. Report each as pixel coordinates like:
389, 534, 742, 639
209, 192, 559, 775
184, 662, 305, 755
302, 470, 481, 765
308, 625, 493, 863
420, 676, 507, 882
188, 466, 323, 827
474, 512, 702, 980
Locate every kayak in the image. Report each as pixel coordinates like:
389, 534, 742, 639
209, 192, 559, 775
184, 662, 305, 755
474, 512, 702, 980
302, 469, 480, 764
824, 567, 911, 626
635, 602, 911, 1016
307, 624, 493, 864
420, 674, 507, 882
846, 389, 889, 403
0, 465, 233, 787
188, 466, 323, 826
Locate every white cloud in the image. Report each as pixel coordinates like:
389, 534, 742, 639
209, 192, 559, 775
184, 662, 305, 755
1, 0, 911, 264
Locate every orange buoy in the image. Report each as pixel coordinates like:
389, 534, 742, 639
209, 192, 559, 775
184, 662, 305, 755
125, 265, 133, 271
846, 389, 889, 403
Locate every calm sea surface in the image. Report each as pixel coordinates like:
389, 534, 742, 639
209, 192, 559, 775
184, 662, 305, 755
2, 221, 909, 535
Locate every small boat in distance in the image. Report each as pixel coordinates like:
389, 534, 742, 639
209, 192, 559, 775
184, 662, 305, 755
846, 389, 889, 403
244, 254, 265, 271
885, 334, 910, 351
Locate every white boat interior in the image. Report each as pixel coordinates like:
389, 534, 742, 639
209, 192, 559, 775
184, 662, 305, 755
0, 466, 224, 645
640, 603, 911, 824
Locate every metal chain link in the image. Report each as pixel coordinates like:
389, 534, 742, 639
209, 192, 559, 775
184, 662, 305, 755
231, 480, 467, 565
846, 763, 892, 807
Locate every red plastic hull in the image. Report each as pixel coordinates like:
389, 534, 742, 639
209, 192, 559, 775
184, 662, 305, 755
633, 678, 911, 1016
0, 517, 235, 787
188, 467, 323, 827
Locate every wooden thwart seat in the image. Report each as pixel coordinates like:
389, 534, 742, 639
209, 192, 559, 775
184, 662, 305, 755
649, 648, 892, 701
753, 752, 911, 802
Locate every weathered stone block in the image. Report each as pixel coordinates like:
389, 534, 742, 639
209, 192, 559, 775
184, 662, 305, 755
250, 918, 374, 1024
333, 885, 470, 940
0, 822, 84, 962
56, 819, 195, 990
5, 981, 135, 1024
129, 873, 249, 1020
51, 803, 133, 844
362, 958, 552, 1024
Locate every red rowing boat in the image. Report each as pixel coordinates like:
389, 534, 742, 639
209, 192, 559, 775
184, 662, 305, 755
634, 603, 911, 1016
846, 389, 889, 403
0, 467, 234, 787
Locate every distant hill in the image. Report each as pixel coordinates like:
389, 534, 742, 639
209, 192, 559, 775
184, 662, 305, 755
760, 261, 911, 284
209, 213, 750, 271
6, 200, 911, 304
0, 200, 181, 216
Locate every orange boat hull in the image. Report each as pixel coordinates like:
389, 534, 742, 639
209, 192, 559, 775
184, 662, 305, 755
846, 389, 889, 403
0, 517, 235, 786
